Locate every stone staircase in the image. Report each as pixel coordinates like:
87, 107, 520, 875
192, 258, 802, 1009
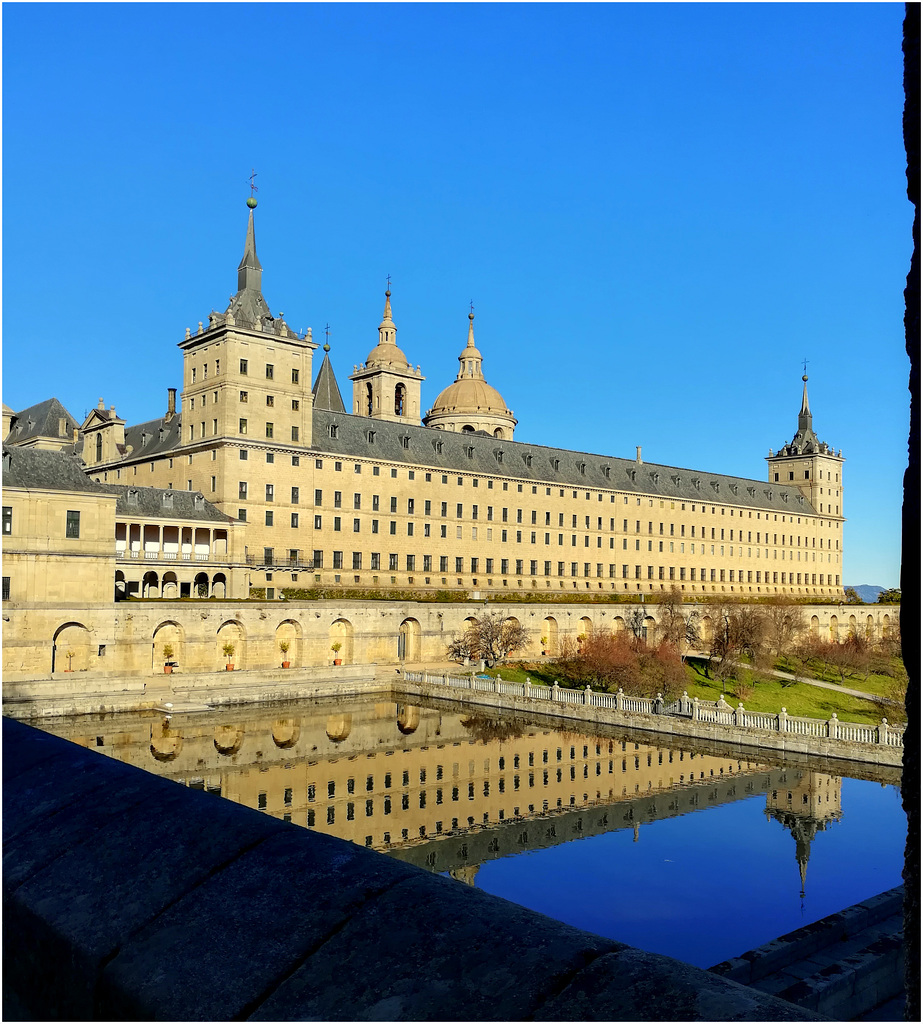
709, 887, 905, 1020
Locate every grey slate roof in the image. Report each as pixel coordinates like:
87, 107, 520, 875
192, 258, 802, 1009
5, 397, 81, 446
312, 351, 346, 413
1, 444, 113, 494
310, 409, 821, 516
122, 413, 184, 462
103, 485, 236, 523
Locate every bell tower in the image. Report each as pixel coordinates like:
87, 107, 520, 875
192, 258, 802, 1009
349, 287, 424, 424
767, 375, 844, 519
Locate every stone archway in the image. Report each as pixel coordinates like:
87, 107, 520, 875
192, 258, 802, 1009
272, 719, 301, 749
211, 573, 227, 599
700, 615, 714, 644
326, 714, 353, 743
161, 572, 179, 599
829, 615, 839, 642
329, 618, 354, 665
848, 614, 857, 638
214, 724, 245, 756
52, 621, 93, 674
643, 616, 657, 644
275, 618, 303, 667
115, 570, 127, 602
217, 619, 245, 670
142, 571, 159, 598
398, 618, 422, 662
810, 615, 820, 637
542, 616, 559, 655
152, 620, 185, 672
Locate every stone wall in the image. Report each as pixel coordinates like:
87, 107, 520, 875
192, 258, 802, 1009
3, 717, 826, 1022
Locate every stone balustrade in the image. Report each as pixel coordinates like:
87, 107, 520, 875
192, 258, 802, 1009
401, 671, 903, 764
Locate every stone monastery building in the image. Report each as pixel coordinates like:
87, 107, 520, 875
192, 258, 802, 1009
5, 201, 846, 601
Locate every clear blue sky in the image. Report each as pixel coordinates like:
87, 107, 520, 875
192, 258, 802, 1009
2, 3, 910, 588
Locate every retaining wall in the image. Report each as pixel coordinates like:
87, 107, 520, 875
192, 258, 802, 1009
3, 717, 828, 1021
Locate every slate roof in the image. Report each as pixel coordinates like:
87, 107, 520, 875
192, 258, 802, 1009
310, 409, 821, 516
5, 397, 81, 446
312, 351, 346, 413
103, 485, 236, 523
1, 444, 113, 494
122, 414, 184, 461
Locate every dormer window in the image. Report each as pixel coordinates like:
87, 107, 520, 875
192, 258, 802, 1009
627, 468, 636, 482
194, 493, 205, 511
328, 424, 339, 439
650, 472, 659, 484
495, 450, 504, 464
367, 430, 376, 444
433, 440, 444, 454
161, 492, 174, 510
551, 458, 560, 471
465, 446, 474, 459
577, 462, 586, 475
730, 484, 738, 495
127, 489, 139, 506
710, 481, 719, 492
603, 465, 611, 479
747, 486, 755, 497
522, 453, 532, 468
692, 478, 700, 490
781, 492, 789, 502
400, 436, 410, 449
671, 474, 681, 486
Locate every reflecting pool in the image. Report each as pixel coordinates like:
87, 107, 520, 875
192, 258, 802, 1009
38, 694, 905, 969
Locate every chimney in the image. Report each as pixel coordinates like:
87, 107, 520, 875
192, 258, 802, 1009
166, 387, 177, 421
636, 446, 643, 465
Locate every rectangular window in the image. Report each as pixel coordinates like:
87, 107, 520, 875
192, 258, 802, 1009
291, 487, 300, 504
239, 359, 248, 374
353, 552, 362, 570
265, 422, 274, 439
389, 553, 399, 570
371, 553, 380, 570
238, 509, 247, 522
333, 551, 343, 569
291, 426, 299, 442
2, 507, 11, 534
266, 484, 274, 501
291, 513, 299, 528
65, 510, 81, 539
406, 555, 415, 571
1, 577, 9, 601
265, 363, 274, 379
239, 418, 247, 434
265, 511, 274, 526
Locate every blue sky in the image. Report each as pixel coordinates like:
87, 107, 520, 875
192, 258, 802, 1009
2, 3, 910, 587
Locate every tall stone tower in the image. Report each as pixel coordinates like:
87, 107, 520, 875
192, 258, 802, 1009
177, 199, 317, 453
349, 288, 424, 424
766, 375, 844, 519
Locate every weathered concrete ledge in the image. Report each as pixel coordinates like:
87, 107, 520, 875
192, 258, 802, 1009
3, 718, 829, 1022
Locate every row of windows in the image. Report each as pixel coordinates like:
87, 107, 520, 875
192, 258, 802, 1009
236, 420, 300, 443
190, 360, 300, 384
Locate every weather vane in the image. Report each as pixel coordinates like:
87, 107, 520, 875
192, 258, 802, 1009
386, 273, 392, 292
802, 357, 809, 376
248, 169, 259, 196
469, 300, 474, 316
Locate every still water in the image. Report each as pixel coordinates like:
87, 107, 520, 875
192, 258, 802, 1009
39, 695, 906, 969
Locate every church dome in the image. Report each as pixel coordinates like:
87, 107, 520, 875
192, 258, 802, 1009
423, 311, 516, 439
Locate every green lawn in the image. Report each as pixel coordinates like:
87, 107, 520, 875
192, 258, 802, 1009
482, 658, 904, 727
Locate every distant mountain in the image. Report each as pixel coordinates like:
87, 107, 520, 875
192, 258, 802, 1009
845, 584, 885, 603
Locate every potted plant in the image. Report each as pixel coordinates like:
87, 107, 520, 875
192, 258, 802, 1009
331, 640, 343, 666
540, 636, 548, 656
222, 641, 235, 671
63, 649, 75, 672
162, 643, 175, 674
279, 639, 291, 669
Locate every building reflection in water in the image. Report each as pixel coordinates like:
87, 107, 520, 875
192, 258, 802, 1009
41, 698, 843, 881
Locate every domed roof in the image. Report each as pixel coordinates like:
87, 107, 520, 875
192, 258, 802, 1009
429, 377, 510, 416
364, 289, 412, 369
427, 311, 512, 417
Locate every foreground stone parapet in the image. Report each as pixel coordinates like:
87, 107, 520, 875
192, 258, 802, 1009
3, 718, 829, 1021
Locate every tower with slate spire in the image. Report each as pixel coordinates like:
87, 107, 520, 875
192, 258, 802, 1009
178, 197, 317, 453
766, 376, 845, 590
349, 286, 424, 424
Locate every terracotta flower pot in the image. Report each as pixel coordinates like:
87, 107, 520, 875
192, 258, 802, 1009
281, 660, 290, 669
226, 664, 234, 671
164, 665, 173, 674
333, 658, 342, 666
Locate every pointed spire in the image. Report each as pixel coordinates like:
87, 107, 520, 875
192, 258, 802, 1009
237, 207, 263, 294
466, 306, 476, 349
457, 305, 483, 380
312, 335, 346, 414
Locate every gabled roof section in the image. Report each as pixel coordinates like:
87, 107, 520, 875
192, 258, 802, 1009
104, 485, 237, 523
1, 444, 112, 494
5, 397, 81, 446
310, 409, 819, 515
312, 347, 346, 413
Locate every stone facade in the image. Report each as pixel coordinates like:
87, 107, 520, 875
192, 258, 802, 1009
1, 199, 846, 603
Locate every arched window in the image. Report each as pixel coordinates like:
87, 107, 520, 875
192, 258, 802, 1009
96, 434, 102, 462
366, 383, 373, 416
394, 384, 406, 417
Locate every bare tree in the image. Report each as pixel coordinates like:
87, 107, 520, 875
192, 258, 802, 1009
764, 601, 806, 660
655, 587, 701, 651
446, 613, 530, 666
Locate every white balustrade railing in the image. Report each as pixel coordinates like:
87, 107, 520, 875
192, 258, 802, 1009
399, 669, 903, 751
